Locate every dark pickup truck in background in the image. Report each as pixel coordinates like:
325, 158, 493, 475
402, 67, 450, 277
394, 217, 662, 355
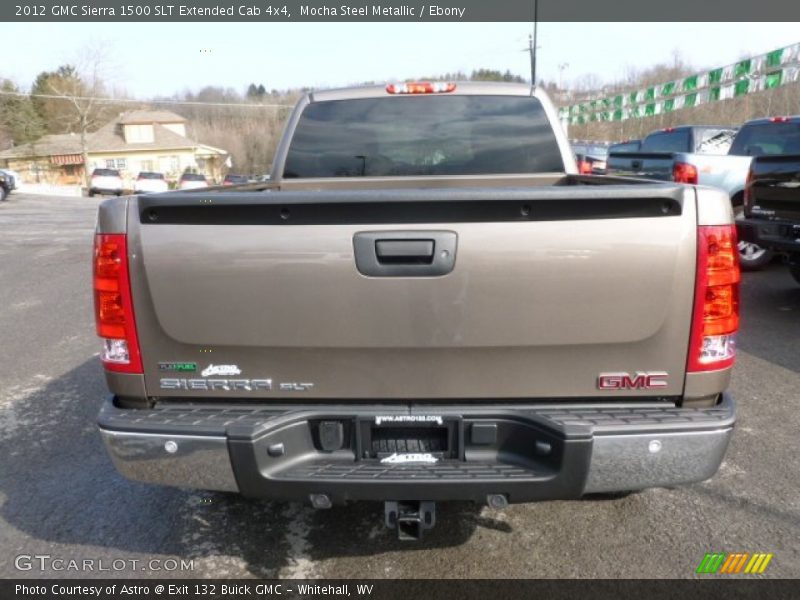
571, 141, 610, 175
605, 125, 739, 184
0, 171, 10, 201
607, 119, 800, 270
738, 135, 800, 286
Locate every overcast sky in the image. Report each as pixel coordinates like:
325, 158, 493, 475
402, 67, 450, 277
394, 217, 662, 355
2, 22, 799, 97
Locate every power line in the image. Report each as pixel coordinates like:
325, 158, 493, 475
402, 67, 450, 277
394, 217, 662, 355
0, 89, 292, 109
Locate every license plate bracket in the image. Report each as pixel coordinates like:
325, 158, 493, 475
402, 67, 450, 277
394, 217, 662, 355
357, 415, 463, 461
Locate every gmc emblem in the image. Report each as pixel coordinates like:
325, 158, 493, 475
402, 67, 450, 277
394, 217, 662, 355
597, 371, 668, 390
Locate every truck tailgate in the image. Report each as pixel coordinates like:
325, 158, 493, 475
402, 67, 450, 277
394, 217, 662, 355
128, 185, 697, 400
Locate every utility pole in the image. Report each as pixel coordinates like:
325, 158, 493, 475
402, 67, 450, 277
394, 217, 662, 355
523, 0, 540, 87
531, 0, 538, 85
558, 63, 569, 91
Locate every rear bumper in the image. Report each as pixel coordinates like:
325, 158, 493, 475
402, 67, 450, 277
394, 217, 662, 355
738, 218, 800, 253
97, 394, 734, 503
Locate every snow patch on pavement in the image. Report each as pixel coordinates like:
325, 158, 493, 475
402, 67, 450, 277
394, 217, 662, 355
279, 503, 317, 579
0, 375, 55, 434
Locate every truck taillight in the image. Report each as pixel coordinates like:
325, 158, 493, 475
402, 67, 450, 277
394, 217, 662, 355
93, 234, 142, 373
742, 167, 754, 216
687, 225, 740, 373
673, 162, 698, 184
577, 159, 592, 175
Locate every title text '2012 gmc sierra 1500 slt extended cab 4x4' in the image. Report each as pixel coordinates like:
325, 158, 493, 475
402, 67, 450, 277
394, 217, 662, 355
95, 82, 738, 540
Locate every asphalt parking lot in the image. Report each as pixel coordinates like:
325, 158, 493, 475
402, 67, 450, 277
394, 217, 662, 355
1, 192, 798, 579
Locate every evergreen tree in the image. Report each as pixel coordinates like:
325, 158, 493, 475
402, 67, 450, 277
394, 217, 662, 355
0, 79, 45, 145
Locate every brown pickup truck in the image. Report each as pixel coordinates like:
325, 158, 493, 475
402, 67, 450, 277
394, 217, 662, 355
94, 82, 739, 540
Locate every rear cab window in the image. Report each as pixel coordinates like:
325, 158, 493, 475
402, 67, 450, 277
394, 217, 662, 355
609, 141, 640, 153
640, 130, 691, 153
572, 144, 609, 157
92, 169, 120, 177
729, 122, 800, 156
283, 95, 564, 178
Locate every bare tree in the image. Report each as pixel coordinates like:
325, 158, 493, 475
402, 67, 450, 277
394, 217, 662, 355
45, 44, 115, 187
573, 73, 603, 93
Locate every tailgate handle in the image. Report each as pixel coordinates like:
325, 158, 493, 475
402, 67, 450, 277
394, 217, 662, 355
353, 231, 457, 277
375, 240, 434, 264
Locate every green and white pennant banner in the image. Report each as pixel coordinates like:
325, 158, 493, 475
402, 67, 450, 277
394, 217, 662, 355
559, 42, 800, 125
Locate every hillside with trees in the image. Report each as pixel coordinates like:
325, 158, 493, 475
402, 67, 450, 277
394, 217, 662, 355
3, 55, 799, 176
0, 67, 527, 176
561, 53, 800, 141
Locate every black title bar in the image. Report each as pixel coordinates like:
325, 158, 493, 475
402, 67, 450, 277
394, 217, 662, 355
3, 0, 800, 21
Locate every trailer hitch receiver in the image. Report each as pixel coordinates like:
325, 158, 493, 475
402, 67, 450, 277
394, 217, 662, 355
384, 501, 436, 541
